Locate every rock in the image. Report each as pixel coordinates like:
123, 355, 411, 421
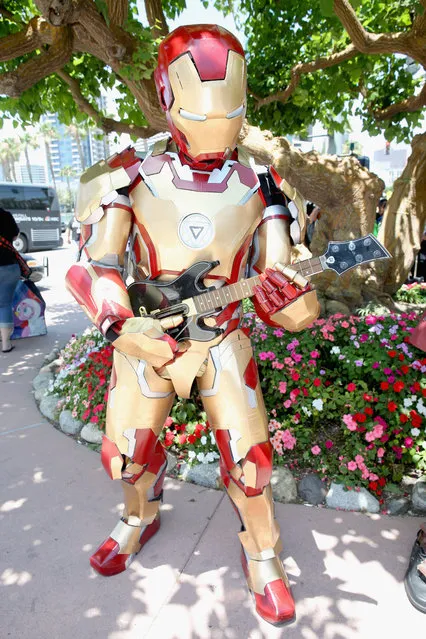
32, 372, 54, 391
58, 410, 82, 435
43, 348, 60, 364
271, 467, 297, 503
181, 461, 220, 489
166, 451, 178, 474
39, 358, 61, 375
325, 300, 351, 316
34, 386, 50, 402
80, 422, 103, 444
385, 497, 410, 516
412, 477, 426, 513
39, 395, 62, 421
326, 482, 380, 513
298, 473, 327, 505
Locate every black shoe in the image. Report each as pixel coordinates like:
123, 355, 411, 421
2, 345, 15, 353
404, 527, 426, 613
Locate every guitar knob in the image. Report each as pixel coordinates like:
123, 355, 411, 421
340, 261, 349, 270
331, 245, 339, 253
348, 242, 356, 251
374, 250, 381, 258
363, 238, 372, 246
355, 254, 363, 263
326, 256, 335, 264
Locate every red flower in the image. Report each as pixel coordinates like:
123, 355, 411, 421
363, 393, 373, 402
90, 415, 99, 423
380, 382, 389, 391
369, 481, 378, 491
387, 401, 398, 413
313, 378, 321, 387
365, 407, 373, 416
412, 381, 421, 392
400, 365, 409, 375
398, 354, 404, 361
388, 350, 397, 358
187, 434, 196, 444
164, 431, 174, 447
393, 381, 404, 393
354, 412, 366, 423
178, 434, 187, 445
82, 408, 91, 421
423, 388, 426, 398
291, 372, 300, 381
378, 477, 386, 487
347, 383, 356, 392
399, 414, 408, 424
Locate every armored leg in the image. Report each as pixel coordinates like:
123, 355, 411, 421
197, 329, 295, 625
90, 349, 175, 576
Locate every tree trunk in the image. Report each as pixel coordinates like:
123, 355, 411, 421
240, 124, 385, 314
365, 132, 426, 297
45, 141, 56, 187
24, 146, 33, 183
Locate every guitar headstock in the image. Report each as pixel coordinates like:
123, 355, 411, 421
323, 234, 391, 276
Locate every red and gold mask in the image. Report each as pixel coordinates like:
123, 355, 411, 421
154, 24, 247, 170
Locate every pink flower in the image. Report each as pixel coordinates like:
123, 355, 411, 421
310, 350, 320, 358
164, 416, 173, 427
347, 383, 357, 392
404, 437, 414, 448
311, 445, 321, 455
347, 461, 357, 471
341, 321, 349, 329
283, 399, 292, 409
343, 414, 357, 431
365, 431, 376, 442
281, 429, 297, 450
273, 328, 284, 337
272, 361, 284, 370
292, 353, 303, 363
369, 473, 379, 481
355, 454, 364, 465
259, 352, 268, 360
278, 381, 287, 394
325, 440, 333, 449
377, 447, 385, 458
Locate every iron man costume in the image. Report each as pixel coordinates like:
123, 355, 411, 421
66, 25, 320, 626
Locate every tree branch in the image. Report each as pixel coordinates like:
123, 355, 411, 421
106, 0, 128, 27
252, 44, 358, 109
0, 25, 73, 97
0, 17, 44, 62
333, 0, 426, 66
144, 0, 169, 38
56, 69, 158, 138
373, 82, 426, 120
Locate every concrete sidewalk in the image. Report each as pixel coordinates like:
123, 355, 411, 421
1, 286, 425, 638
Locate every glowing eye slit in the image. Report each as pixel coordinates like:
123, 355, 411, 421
179, 108, 206, 122
226, 105, 245, 119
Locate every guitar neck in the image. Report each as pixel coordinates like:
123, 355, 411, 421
191, 255, 324, 314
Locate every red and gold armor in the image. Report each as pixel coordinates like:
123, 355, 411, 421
66, 24, 320, 626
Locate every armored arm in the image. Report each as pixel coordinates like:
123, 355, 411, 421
65, 150, 179, 367
249, 167, 320, 332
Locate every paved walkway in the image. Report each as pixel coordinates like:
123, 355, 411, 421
1, 268, 425, 638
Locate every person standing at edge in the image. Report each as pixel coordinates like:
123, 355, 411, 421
66, 25, 320, 626
0, 207, 31, 353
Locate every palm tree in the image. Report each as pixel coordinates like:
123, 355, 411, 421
1, 138, 21, 182
59, 165, 77, 203
65, 121, 88, 172
38, 122, 58, 188
0, 141, 12, 181
19, 132, 40, 183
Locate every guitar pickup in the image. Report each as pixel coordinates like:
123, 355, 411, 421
151, 303, 189, 319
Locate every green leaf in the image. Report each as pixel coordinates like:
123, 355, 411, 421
319, 0, 335, 17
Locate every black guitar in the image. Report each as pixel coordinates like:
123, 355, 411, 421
127, 234, 391, 342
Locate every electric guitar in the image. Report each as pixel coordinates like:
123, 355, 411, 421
127, 234, 391, 342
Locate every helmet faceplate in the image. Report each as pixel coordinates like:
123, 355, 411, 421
154, 25, 247, 169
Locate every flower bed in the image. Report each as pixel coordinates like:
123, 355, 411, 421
394, 282, 426, 305
50, 311, 425, 501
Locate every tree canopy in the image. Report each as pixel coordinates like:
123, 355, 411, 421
0, 0, 425, 143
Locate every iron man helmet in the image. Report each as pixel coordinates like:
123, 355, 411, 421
154, 24, 247, 168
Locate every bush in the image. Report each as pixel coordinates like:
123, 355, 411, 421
50, 312, 426, 495
394, 282, 426, 304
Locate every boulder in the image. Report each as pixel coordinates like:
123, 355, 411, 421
180, 461, 221, 489
39, 358, 61, 375
325, 299, 351, 316
43, 348, 60, 364
34, 386, 50, 402
412, 477, 426, 513
326, 482, 380, 513
80, 422, 103, 444
271, 467, 297, 503
385, 497, 410, 516
59, 410, 83, 436
166, 451, 178, 474
39, 395, 62, 422
32, 372, 54, 391
298, 473, 327, 505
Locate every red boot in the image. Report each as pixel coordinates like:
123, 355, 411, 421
241, 547, 295, 625
90, 515, 160, 577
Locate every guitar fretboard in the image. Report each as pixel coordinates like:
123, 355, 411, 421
193, 256, 323, 313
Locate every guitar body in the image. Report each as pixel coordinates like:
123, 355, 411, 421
127, 261, 224, 342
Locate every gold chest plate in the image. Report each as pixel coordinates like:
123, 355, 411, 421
130, 152, 263, 282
